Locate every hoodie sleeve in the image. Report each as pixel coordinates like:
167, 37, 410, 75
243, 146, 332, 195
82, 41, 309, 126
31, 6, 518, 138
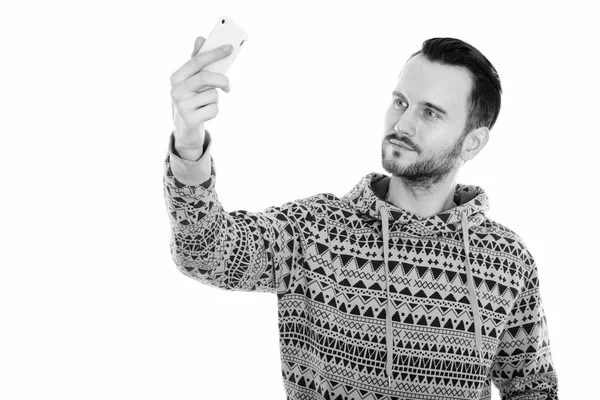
489, 257, 559, 399
163, 130, 310, 295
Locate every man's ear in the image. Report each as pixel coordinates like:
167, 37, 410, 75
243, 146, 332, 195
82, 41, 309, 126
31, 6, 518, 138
461, 127, 489, 162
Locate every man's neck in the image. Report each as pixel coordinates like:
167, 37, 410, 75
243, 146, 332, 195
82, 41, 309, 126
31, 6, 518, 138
385, 174, 459, 218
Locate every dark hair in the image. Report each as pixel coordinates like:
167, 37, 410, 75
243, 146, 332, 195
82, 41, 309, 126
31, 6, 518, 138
407, 38, 502, 135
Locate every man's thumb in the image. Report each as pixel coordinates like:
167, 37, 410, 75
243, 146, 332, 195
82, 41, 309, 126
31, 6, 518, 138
192, 36, 205, 57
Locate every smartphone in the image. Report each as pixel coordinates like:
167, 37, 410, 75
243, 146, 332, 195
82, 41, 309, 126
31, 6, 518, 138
200, 15, 248, 76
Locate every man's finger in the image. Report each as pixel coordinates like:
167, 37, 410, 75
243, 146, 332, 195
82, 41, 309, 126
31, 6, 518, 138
171, 44, 230, 87
191, 36, 205, 57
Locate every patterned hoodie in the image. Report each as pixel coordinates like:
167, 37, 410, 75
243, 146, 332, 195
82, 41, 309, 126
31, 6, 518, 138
163, 130, 558, 400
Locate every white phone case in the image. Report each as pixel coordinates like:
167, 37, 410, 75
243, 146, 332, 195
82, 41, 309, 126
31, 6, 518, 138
201, 15, 248, 76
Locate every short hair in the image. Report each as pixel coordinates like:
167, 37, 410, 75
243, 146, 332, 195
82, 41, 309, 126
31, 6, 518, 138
406, 38, 502, 135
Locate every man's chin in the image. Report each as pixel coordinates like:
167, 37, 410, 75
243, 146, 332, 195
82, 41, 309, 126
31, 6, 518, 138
382, 164, 414, 178
382, 160, 429, 180
382, 157, 412, 173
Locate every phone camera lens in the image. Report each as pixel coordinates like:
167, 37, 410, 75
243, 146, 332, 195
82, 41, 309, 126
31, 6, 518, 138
221, 19, 225, 24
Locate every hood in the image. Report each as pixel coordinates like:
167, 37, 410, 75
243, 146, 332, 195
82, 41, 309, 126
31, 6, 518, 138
341, 172, 490, 387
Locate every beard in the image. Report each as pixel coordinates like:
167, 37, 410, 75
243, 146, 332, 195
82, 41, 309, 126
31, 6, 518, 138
381, 132, 466, 190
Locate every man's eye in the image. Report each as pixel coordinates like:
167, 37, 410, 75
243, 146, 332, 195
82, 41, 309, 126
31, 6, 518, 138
394, 99, 407, 108
424, 109, 438, 118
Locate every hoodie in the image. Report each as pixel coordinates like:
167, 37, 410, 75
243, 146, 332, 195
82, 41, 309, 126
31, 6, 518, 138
164, 130, 559, 400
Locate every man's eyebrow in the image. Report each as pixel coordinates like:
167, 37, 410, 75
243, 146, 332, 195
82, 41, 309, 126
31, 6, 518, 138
392, 90, 448, 116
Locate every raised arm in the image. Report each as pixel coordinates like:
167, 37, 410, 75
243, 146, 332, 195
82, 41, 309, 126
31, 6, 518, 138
164, 130, 313, 294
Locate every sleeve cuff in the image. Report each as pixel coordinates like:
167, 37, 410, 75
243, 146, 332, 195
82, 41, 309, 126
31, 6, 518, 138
167, 130, 213, 186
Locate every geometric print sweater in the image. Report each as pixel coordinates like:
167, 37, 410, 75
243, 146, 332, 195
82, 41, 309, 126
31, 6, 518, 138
163, 130, 559, 400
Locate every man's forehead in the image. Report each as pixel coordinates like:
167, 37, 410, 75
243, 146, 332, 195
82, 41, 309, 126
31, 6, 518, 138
397, 55, 472, 114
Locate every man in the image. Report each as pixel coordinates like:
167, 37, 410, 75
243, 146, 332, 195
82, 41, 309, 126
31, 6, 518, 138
164, 37, 559, 400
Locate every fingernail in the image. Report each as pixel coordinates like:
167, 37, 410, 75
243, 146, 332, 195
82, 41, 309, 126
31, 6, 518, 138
222, 44, 232, 51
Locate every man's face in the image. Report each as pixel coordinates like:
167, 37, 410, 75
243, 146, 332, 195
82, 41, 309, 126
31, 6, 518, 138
382, 54, 473, 187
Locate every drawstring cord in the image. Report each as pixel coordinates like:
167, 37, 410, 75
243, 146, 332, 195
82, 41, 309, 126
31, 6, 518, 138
379, 205, 393, 387
461, 211, 484, 365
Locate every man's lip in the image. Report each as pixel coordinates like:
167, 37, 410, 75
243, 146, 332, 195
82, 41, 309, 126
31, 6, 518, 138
388, 138, 414, 151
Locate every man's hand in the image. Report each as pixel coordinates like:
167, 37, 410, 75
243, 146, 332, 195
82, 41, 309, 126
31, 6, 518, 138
170, 36, 232, 159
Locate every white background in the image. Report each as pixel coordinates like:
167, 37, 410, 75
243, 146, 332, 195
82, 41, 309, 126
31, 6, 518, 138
1, 1, 597, 399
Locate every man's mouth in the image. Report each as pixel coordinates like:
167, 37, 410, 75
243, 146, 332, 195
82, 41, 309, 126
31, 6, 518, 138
389, 138, 414, 151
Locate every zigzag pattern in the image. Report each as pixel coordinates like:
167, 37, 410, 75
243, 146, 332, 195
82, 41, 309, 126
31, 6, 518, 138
163, 147, 558, 399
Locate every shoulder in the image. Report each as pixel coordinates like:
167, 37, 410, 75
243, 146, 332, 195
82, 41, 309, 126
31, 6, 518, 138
263, 192, 339, 224
288, 192, 343, 212
478, 215, 537, 274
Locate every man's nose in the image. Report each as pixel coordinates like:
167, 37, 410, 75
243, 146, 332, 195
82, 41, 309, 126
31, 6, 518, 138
394, 109, 416, 137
